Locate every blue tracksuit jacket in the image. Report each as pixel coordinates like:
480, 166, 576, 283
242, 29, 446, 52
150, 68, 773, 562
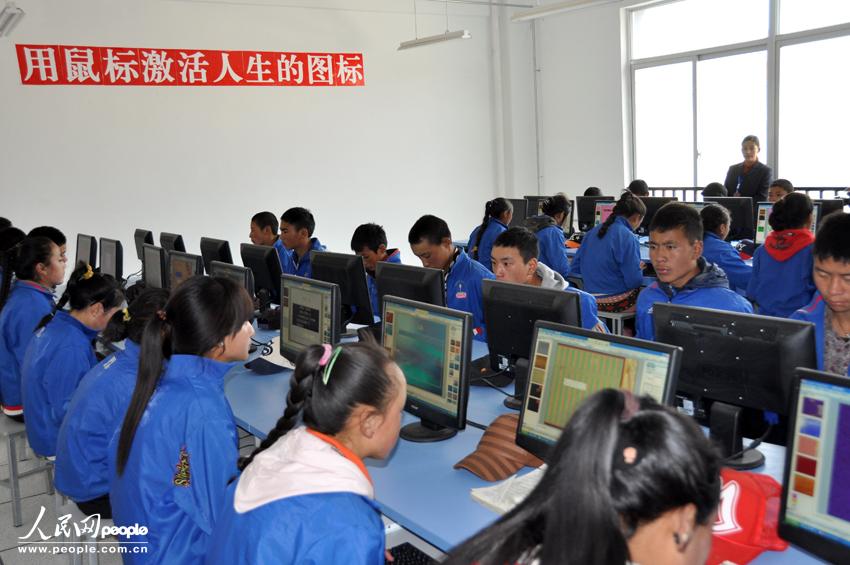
468, 219, 508, 272
284, 238, 326, 279
568, 216, 643, 296
702, 232, 752, 292
791, 294, 850, 375
525, 215, 570, 279
747, 231, 815, 318
447, 250, 496, 341
367, 248, 402, 317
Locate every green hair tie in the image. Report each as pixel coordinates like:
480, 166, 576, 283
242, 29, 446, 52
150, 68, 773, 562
322, 346, 343, 386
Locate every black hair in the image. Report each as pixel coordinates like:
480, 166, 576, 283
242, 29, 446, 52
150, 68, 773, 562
699, 204, 731, 237
584, 186, 603, 197
408, 215, 452, 246
598, 191, 647, 239
742, 134, 760, 148
0, 228, 27, 312
770, 178, 794, 194
813, 212, 850, 264
37, 261, 124, 331
102, 288, 170, 345
702, 182, 727, 197
280, 207, 316, 237
350, 223, 388, 254
768, 192, 813, 231
239, 341, 398, 471
492, 227, 539, 264
0, 218, 11, 230
444, 390, 720, 565
540, 193, 571, 221
27, 226, 66, 247
627, 180, 649, 196
116, 276, 254, 475
471, 198, 514, 260
649, 202, 703, 244
11, 235, 54, 282
251, 211, 279, 235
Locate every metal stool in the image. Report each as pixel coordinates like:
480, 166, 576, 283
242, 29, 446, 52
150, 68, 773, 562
54, 490, 111, 565
597, 310, 636, 335
0, 416, 54, 526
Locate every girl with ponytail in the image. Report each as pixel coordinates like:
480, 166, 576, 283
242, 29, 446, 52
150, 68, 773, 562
445, 389, 721, 565
55, 288, 170, 519
468, 198, 513, 270
0, 236, 66, 419
109, 276, 254, 564
21, 261, 123, 455
524, 193, 572, 278
207, 341, 406, 564
569, 190, 646, 314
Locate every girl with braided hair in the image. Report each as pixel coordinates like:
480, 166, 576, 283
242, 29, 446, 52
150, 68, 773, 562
207, 341, 406, 564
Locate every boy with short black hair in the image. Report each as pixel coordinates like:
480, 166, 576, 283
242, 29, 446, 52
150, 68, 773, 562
702, 182, 727, 197
350, 223, 401, 317
491, 228, 607, 333
279, 207, 325, 278
408, 215, 494, 340
636, 203, 752, 340
768, 179, 794, 203
250, 211, 292, 273
28, 226, 67, 264
791, 212, 850, 375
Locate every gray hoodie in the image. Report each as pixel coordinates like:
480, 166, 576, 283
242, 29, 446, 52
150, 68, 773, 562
536, 262, 568, 290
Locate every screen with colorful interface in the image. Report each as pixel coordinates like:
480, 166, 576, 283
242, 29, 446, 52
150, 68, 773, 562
280, 275, 337, 357
756, 202, 821, 245
594, 202, 616, 226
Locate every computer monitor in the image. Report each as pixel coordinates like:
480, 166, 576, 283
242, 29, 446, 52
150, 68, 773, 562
517, 320, 682, 461
240, 243, 283, 304
594, 202, 616, 226
755, 201, 821, 245
311, 251, 374, 327
576, 196, 615, 232
375, 263, 445, 311
168, 251, 204, 290
382, 295, 472, 443
159, 232, 186, 253
199, 237, 233, 274
687, 201, 708, 213
210, 261, 255, 298
653, 303, 816, 469
524, 196, 548, 218
507, 198, 528, 228
637, 196, 678, 237
134, 229, 154, 261
99, 238, 123, 281
779, 368, 850, 564
704, 196, 755, 240
815, 198, 846, 221
76, 234, 97, 268
279, 274, 340, 363
142, 244, 168, 289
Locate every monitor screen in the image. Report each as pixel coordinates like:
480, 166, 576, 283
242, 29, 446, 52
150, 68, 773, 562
311, 251, 373, 326
76, 234, 97, 268
637, 197, 678, 237
382, 296, 471, 442
780, 369, 850, 563
507, 198, 529, 227
375, 263, 445, 310
517, 321, 680, 461
280, 275, 340, 361
142, 244, 167, 289
594, 202, 616, 226
687, 202, 708, 213
210, 261, 254, 297
99, 238, 122, 280
168, 251, 203, 290
576, 196, 614, 232
134, 229, 153, 261
756, 202, 820, 245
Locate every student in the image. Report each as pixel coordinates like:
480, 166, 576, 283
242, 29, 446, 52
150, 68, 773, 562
207, 342, 406, 563
408, 215, 495, 340
0, 227, 26, 311
28, 225, 68, 264
491, 228, 607, 333
792, 212, 850, 375
444, 389, 720, 565
22, 263, 123, 455
279, 207, 325, 278
637, 203, 752, 341
768, 178, 794, 203
569, 191, 646, 312
702, 182, 727, 197
350, 223, 401, 317
110, 276, 254, 564
0, 237, 65, 419
584, 186, 603, 197
250, 211, 292, 272
524, 194, 571, 278
627, 179, 650, 196
55, 288, 169, 518
468, 198, 513, 271
700, 204, 752, 292
747, 192, 816, 317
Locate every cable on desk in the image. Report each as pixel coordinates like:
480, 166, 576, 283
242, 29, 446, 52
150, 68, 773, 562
466, 420, 487, 431
469, 374, 513, 396
724, 424, 773, 463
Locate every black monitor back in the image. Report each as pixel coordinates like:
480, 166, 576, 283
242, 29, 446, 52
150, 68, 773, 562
482, 279, 581, 370
524, 196, 548, 218
311, 251, 373, 325
210, 261, 255, 298
704, 197, 755, 240
76, 234, 97, 268
99, 238, 123, 281
375, 263, 445, 312
142, 244, 168, 289
637, 197, 677, 236
199, 237, 233, 274
160, 232, 186, 253
507, 198, 528, 227
576, 196, 615, 232
815, 198, 845, 222
240, 243, 282, 303
134, 229, 154, 261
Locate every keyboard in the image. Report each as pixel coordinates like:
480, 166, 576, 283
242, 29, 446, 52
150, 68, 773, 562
387, 542, 437, 565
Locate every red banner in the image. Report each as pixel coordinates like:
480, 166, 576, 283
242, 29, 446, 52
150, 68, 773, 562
15, 45, 365, 86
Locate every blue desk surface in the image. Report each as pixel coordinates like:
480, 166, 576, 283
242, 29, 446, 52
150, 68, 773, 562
225, 330, 822, 562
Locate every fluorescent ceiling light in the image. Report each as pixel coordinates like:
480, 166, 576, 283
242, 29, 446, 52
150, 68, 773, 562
0, 1, 24, 37
511, 0, 619, 22
398, 29, 471, 50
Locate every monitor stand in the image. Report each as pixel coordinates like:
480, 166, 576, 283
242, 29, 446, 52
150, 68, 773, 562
400, 420, 457, 443
504, 358, 530, 410
709, 402, 765, 470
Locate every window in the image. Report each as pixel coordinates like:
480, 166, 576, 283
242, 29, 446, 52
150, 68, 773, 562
780, 0, 850, 34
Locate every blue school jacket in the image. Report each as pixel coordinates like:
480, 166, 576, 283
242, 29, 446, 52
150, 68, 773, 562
366, 249, 401, 317
447, 250, 496, 341
468, 219, 508, 271
568, 216, 643, 296
747, 232, 815, 318
21, 311, 98, 456
790, 294, 849, 375
108, 355, 238, 565
54, 340, 140, 503
285, 238, 326, 279
525, 215, 570, 279
274, 239, 293, 274
0, 281, 54, 412
636, 258, 753, 341
702, 232, 752, 292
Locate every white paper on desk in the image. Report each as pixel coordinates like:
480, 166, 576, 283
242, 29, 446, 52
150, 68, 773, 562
470, 465, 547, 515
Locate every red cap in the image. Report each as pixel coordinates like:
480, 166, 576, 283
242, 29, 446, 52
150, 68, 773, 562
707, 468, 789, 565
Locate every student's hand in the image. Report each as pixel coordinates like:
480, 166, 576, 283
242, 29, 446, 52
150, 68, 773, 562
385, 549, 395, 562
639, 261, 646, 270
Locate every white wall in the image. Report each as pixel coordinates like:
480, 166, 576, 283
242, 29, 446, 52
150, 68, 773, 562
0, 0, 511, 274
